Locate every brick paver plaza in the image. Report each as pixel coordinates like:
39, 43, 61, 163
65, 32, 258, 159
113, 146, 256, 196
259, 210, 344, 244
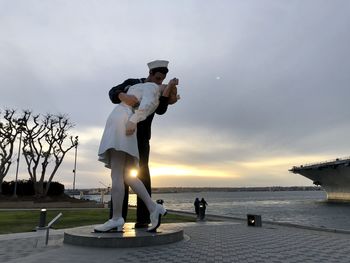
1, 219, 350, 262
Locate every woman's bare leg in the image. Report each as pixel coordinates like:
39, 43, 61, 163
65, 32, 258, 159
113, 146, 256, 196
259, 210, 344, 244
107, 151, 165, 232
110, 150, 127, 220
125, 167, 167, 231
94, 150, 126, 232
123, 154, 156, 213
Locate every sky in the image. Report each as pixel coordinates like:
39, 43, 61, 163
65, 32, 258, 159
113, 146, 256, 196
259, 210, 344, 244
1, 0, 350, 189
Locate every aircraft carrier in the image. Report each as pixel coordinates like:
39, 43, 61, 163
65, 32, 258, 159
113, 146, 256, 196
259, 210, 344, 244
290, 157, 350, 201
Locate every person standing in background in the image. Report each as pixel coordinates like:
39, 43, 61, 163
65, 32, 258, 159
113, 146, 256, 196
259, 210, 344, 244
194, 197, 200, 218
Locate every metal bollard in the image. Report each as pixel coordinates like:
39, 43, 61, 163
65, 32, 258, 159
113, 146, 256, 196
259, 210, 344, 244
247, 214, 262, 227
38, 208, 47, 229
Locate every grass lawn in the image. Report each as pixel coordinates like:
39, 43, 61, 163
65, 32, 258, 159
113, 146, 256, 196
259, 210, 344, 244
0, 208, 196, 234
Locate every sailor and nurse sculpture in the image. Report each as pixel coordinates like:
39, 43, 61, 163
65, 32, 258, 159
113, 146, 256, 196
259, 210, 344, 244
94, 60, 179, 232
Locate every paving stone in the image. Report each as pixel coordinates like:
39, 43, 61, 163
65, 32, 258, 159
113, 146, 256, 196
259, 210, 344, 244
1, 221, 350, 262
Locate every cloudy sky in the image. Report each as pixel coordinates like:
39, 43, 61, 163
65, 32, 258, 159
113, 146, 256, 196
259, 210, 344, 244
1, 0, 350, 189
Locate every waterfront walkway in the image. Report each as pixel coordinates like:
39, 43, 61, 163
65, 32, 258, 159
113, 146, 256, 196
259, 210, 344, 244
1, 215, 350, 262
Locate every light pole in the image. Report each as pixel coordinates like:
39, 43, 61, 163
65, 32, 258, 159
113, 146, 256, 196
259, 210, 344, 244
13, 118, 25, 197
72, 136, 79, 191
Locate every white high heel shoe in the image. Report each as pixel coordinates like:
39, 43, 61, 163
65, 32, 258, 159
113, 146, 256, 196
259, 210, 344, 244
148, 203, 167, 232
94, 217, 125, 232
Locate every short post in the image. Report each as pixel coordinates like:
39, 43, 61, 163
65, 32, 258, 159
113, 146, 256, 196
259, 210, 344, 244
37, 209, 47, 230
247, 214, 262, 227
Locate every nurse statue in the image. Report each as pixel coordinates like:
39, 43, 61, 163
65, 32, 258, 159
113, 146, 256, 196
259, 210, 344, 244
94, 67, 178, 232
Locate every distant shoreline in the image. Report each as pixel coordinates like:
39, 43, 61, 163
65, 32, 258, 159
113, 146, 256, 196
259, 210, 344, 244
67, 186, 322, 195
151, 186, 321, 193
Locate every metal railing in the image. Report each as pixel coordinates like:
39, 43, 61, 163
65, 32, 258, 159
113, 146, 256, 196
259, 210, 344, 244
291, 156, 350, 170
36, 212, 63, 245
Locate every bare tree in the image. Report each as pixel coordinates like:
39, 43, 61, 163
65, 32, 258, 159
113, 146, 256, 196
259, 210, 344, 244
21, 111, 78, 197
0, 109, 21, 194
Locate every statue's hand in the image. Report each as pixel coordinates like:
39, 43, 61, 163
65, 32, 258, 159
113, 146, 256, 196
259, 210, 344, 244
126, 121, 136, 136
168, 78, 179, 87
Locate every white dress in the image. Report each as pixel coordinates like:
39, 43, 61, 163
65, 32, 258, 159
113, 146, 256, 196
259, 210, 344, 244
98, 82, 160, 168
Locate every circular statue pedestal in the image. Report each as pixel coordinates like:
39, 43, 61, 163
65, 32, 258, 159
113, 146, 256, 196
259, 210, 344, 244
63, 223, 184, 248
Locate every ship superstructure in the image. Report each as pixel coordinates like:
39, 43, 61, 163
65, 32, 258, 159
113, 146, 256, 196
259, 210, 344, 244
290, 157, 350, 201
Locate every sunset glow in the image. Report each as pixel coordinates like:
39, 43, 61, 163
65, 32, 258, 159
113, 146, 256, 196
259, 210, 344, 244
149, 163, 238, 178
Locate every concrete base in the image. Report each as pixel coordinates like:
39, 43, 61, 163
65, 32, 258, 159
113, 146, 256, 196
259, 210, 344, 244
63, 223, 184, 248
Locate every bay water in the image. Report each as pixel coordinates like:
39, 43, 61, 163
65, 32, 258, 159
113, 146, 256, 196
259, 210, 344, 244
82, 190, 350, 231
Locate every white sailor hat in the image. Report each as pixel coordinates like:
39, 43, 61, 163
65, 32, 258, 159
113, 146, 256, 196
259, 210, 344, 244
147, 60, 169, 70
